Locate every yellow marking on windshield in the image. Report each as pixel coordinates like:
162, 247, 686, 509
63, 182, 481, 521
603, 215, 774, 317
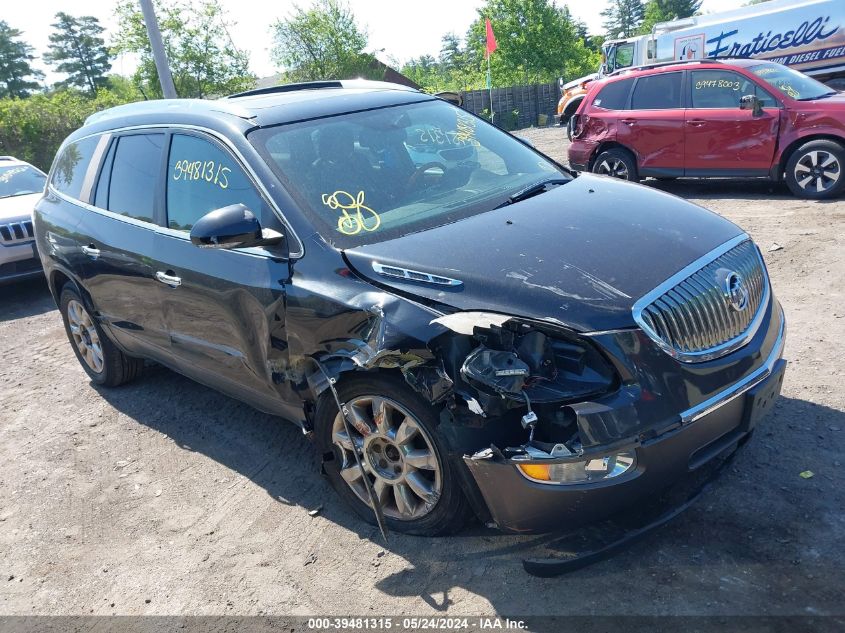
455, 113, 480, 146
777, 82, 800, 99
322, 190, 381, 235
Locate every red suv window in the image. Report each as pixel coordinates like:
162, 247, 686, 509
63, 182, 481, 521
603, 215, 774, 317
593, 78, 634, 110
631, 72, 683, 110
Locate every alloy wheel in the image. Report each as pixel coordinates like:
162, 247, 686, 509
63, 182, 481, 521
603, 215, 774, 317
67, 299, 104, 373
595, 157, 630, 180
794, 150, 841, 194
332, 396, 442, 520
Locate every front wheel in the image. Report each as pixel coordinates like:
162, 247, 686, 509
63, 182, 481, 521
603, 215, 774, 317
784, 140, 845, 199
592, 148, 639, 182
315, 374, 471, 536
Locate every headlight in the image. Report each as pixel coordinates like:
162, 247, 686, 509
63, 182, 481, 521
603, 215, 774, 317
517, 451, 636, 484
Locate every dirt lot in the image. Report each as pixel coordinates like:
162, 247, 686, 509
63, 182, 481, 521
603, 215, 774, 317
1, 126, 844, 624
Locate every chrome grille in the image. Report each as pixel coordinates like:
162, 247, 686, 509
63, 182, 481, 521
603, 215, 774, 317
0, 220, 35, 244
634, 238, 769, 362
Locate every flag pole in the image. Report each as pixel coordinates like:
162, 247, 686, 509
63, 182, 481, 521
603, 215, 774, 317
487, 53, 493, 124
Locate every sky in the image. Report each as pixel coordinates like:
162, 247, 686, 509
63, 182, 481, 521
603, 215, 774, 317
2, 0, 745, 84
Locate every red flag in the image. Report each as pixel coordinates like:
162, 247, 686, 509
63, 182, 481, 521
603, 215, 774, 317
485, 18, 498, 58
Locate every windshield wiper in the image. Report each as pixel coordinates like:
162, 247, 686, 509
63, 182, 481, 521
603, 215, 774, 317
798, 91, 838, 100
495, 178, 569, 209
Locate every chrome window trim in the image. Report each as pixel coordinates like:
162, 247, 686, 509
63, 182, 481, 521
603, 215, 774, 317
631, 234, 769, 363
79, 133, 112, 203
681, 305, 785, 424
50, 123, 304, 259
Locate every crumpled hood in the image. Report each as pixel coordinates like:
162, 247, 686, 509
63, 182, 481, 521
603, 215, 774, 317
343, 174, 744, 332
0, 192, 41, 223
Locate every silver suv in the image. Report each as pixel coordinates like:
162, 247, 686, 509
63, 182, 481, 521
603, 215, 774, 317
0, 156, 46, 284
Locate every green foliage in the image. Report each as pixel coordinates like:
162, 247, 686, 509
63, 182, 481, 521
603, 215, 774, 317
0, 89, 132, 171
0, 21, 44, 98
44, 13, 112, 95
640, 0, 702, 33
465, 0, 599, 86
602, 0, 646, 38
113, 0, 255, 98
271, 0, 377, 81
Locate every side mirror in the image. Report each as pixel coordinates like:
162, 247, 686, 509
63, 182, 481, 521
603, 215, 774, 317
189, 203, 284, 249
740, 94, 763, 117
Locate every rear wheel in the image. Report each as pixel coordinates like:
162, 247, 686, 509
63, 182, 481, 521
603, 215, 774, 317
315, 373, 471, 536
59, 286, 144, 386
784, 140, 845, 199
592, 148, 638, 182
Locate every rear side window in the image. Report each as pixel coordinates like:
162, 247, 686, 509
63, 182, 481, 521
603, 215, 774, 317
593, 78, 634, 110
51, 136, 101, 200
166, 134, 265, 231
631, 73, 683, 110
107, 134, 164, 224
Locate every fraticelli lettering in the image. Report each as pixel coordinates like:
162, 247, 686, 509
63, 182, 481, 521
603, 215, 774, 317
706, 16, 839, 59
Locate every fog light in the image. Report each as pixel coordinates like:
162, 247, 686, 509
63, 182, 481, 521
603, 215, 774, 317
517, 451, 636, 485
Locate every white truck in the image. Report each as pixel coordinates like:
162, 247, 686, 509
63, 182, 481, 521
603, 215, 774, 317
557, 0, 845, 124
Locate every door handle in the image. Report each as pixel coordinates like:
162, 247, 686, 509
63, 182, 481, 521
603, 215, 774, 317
81, 244, 101, 259
686, 119, 707, 126
155, 271, 182, 287
620, 118, 636, 126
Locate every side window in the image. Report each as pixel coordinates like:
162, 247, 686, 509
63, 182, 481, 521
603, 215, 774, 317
166, 134, 264, 232
51, 135, 101, 200
593, 78, 634, 110
690, 70, 778, 109
614, 43, 635, 70
631, 72, 683, 110
108, 134, 165, 224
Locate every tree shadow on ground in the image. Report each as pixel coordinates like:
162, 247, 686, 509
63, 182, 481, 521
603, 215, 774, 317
0, 276, 53, 322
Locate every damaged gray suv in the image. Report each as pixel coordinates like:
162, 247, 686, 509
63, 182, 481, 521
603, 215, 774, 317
34, 80, 786, 537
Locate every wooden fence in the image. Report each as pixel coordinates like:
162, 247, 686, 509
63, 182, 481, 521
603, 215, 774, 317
460, 82, 561, 129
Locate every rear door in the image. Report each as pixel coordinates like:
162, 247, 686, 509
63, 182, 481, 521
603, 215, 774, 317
153, 131, 295, 415
684, 69, 781, 175
616, 71, 685, 177
74, 132, 170, 357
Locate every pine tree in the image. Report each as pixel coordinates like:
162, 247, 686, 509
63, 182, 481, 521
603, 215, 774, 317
602, 0, 646, 39
44, 13, 112, 95
0, 21, 43, 98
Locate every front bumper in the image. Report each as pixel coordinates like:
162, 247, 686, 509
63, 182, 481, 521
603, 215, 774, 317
464, 304, 786, 534
0, 240, 42, 285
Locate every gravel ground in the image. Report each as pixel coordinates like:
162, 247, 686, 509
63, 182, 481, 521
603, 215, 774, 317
1, 126, 844, 623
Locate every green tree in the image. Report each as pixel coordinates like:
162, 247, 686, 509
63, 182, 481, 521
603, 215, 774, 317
113, 0, 255, 99
270, 0, 374, 81
465, 0, 599, 86
0, 21, 44, 98
641, 0, 702, 33
602, 0, 646, 39
44, 13, 112, 95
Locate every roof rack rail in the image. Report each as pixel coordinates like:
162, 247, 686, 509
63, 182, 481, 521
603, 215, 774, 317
609, 58, 730, 76
226, 81, 344, 99
0, 155, 17, 161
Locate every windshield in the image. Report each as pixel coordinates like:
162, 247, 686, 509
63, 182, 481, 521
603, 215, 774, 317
748, 62, 835, 100
250, 100, 568, 247
0, 164, 46, 198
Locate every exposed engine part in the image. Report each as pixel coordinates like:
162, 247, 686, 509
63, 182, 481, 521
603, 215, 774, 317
461, 347, 530, 394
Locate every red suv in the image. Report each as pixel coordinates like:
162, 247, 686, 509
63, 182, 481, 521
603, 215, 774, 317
568, 59, 845, 199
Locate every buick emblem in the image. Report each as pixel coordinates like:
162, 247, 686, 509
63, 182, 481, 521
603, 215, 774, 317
725, 271, 749, 312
